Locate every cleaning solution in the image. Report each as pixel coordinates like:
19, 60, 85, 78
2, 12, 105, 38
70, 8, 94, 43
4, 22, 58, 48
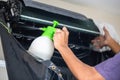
28, 21, 59, 61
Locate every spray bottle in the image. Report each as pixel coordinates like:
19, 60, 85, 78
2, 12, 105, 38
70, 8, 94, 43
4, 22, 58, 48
28, 21, 59, 61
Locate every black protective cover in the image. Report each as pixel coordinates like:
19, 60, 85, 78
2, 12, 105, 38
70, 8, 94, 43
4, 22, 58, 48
0, 12, 61, 80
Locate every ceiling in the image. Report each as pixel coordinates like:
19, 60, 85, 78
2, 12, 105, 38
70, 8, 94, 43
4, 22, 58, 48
62, 0, 120, 15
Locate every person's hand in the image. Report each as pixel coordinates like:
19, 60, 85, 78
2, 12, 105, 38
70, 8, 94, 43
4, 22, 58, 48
53, 27, 69, 50
91, 27, 113, 49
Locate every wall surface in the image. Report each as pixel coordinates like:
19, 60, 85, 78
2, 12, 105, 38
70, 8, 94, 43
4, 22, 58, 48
0, 66, 8, 80
0, 37, 8, 80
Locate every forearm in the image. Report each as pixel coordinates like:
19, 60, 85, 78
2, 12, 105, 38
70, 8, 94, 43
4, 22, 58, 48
57, 46, 104, 80
108, 39, 120, 54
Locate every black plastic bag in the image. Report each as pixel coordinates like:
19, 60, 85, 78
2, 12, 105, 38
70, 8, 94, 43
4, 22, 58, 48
0, 13, 63, 80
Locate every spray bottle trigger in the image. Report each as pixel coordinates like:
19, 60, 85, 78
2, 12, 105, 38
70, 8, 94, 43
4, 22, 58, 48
40, 27, 47, 31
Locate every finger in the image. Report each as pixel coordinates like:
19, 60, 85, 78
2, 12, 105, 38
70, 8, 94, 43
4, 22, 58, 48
91, 36, 102, 43
62, 27, 69, 36
103, 27, 110, 36
54, 29, 61, 38
91, 39, 96, 43
54, 29, 62, 38
62, 27, 69, 39
62, 27, 69, 44
53, 32, 62, 42
93, 43, 101, 49
55, 29, 62, 33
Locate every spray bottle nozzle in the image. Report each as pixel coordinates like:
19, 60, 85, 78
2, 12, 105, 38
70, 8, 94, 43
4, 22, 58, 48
40, 20, 59, 40
53, 20, 59, 28
40, 20, 59, 31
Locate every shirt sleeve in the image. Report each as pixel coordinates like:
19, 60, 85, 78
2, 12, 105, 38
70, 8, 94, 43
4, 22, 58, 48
95, 52, 120, 80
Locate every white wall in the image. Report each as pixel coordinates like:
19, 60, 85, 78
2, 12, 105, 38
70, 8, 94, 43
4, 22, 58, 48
0, 37, 8, 80
34, 0, 120, 36
0, 66, 8, 80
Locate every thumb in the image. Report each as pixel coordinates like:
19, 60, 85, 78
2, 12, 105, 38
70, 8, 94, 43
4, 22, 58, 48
62, 27, 69, 44
103, 27, 110, 37
62, 27, 69, 36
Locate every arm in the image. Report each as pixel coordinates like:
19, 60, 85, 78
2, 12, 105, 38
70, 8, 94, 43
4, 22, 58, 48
57, 45, 104, 80
107, 38, 120, 53
53, 27, 104, 80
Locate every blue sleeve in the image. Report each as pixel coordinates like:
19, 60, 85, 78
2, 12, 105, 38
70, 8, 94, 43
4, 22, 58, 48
95, 52, 120, 80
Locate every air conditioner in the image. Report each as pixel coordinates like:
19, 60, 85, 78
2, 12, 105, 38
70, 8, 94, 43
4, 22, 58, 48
0, 0, 114, 80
